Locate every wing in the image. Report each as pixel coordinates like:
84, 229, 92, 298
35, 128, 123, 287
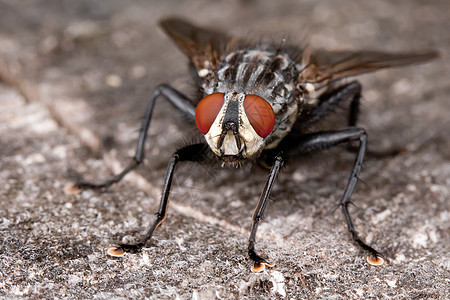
300, 49, 438, 85
160, 18, 438, 88
159, 17, 239, 73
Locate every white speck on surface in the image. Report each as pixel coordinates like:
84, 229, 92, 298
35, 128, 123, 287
412, 231, 428, 248
430, 184, 447, 195
385, 278, 397, 287
406, 184, 417, 192
0, 217, 12, 230
105, 74, 122, 88
64, 21, 103, 40
175, 237, 186, 251
71, 222, 79, 230
30, 119, 58, 134
10, 285, 28, 296
439, 211, 449, 223
292, 170, 306, 182
391, 78, 412, 95
142, 251, 151, 265
229, 200, 242, 208
395, 253, 406, 263
87, 254, 96, 262
354, 288, 365, 297
428, 230, 439, 243
23, 153, 46, 165
130, 65, 146, 78
27, 271, 36, 280
322, 273, 339, 280
68, 274, 82, 285
192, 290, 199, 300
51, 145, 68, 159
270, 271, 286, 297
371, 209, 391, 224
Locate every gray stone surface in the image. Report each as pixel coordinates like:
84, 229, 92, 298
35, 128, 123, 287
1, 0, 449, 299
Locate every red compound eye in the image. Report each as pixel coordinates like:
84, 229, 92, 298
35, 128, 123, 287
195, 93, 225, 134
244, 94, 275, 137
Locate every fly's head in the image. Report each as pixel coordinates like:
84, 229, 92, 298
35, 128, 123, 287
195, 92, 275, 164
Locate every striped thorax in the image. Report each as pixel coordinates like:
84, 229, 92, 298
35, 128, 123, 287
195, 48, 304, 161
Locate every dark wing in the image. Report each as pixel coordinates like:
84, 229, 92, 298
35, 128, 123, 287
159, 17, 238, 73
301, 49, 438, 85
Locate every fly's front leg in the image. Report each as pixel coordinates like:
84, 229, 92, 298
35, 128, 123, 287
74, 84, 196, 190
248, 155, 283, 272
296, 128, 384, 265
106, 143, 209, 257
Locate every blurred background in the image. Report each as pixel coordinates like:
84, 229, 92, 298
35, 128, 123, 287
1, 1, 448, 298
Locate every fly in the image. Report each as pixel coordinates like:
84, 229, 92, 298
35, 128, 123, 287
72, 18, 438, 271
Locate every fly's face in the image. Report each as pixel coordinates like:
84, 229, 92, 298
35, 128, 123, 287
195, 92, 275, 160
193, 48, 302, 162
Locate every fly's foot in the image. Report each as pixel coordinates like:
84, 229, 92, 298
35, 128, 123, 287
367, 253, 385, 266
106, 245, 126, 257
251, 260, 275, 272
361, 243, 385, 266
106, 242, 146, 257
249, 248, 275, 272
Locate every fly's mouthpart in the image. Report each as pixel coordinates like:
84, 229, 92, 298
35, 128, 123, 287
217, 128, 247, 157
220, 155, 246, 168
216, 121, 245, 156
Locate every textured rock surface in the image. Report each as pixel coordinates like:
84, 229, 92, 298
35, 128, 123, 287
1, 1, 449, 298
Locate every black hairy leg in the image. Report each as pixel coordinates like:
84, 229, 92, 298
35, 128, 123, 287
248, 155, 284, 272
73, 84, 196, 190
293, 128, 383, 264
106, 143, 210, 256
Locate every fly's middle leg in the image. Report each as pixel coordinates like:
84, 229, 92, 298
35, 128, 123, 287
73, 84, 196, 190
313, 80, 400, 157
107, 143, 209, 256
